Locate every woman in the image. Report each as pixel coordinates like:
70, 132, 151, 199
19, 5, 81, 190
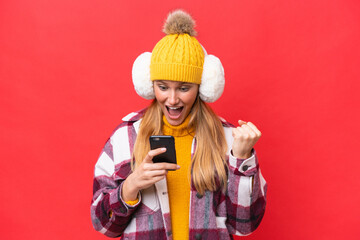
91, 10, 267, 240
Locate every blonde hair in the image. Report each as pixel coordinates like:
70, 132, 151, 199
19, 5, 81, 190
132, 97, 228, 195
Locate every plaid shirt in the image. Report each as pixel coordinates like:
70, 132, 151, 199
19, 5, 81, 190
91, 109, 267, 240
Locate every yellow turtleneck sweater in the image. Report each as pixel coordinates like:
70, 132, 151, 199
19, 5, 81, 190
162, 115, 194, 240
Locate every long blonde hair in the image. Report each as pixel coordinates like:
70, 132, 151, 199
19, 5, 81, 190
132, 96, 228, 194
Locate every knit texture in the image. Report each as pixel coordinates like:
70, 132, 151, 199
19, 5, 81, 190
162, 114, 194, 240
150, 34, 204, 84
125, 198, 139, 206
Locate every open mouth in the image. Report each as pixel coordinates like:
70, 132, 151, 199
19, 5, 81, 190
166, 106, 184, 119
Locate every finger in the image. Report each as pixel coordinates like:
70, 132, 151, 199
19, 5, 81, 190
144, 148, 167, 163
235, 126, 248, 139
143, 169, 168, 178
151, 162, 180, 171
149, 175, 167, 184
138, 175, 167, 189
232, 127, 241, 138
246, 122, 262, 137
232, 127, 240, 137
238, 120, 247, 127
240, 124, 257, 138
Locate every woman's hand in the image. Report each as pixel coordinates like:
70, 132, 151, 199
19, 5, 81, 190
232, 120, 261, 159
122, 148, 180, 201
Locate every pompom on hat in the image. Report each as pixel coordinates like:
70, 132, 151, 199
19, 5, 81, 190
132, 9, 225, 103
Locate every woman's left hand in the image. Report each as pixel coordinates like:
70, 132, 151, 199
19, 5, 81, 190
232, 120, 262, 159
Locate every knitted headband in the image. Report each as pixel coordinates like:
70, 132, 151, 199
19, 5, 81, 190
132, 10, 225, 103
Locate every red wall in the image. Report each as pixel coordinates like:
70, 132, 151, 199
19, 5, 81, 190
1, 0, 360, 239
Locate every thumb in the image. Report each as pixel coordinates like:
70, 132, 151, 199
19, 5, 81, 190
231, 127, 237, 137
238, 120, 247, 126
144, 148, 166, 163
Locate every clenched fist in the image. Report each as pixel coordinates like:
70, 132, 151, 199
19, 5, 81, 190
232, 120, 261, 159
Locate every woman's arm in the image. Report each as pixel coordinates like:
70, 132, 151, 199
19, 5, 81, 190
225, 150, 267, 236
91, 122, 179, 237
90, 137, 141, 238
223, 121, 267, 235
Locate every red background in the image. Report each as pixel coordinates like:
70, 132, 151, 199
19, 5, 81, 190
1, 0, 360, 239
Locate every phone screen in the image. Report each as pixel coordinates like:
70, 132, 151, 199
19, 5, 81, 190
149, 135, 177, 165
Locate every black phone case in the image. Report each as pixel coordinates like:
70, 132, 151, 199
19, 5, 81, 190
149, 135, 177, 165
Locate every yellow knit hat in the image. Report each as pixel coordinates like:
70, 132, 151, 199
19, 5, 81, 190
150, 10, 205, 84
132, 10, 225, 102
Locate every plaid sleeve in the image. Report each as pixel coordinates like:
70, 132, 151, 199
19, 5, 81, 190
225, 149, 267, 236
90, 125, 141, 237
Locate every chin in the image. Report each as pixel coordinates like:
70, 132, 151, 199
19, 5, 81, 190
165, 114, 183, 126
168, 119, 182, 126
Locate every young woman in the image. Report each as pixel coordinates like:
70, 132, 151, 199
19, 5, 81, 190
91, 10, 267, 240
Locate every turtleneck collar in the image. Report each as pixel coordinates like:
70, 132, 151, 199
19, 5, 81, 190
162, 114, 195, 137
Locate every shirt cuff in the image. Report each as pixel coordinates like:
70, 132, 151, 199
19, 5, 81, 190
125, 197, 139, 206
229, 149, 258, 176
108, 181, 142, 218
119, 181, 142, 209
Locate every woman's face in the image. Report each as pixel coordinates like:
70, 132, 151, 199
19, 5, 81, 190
154, 80, 199, 126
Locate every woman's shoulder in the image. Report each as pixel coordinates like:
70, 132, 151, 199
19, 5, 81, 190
109, 108, 147, 138
121, 108, 147, 122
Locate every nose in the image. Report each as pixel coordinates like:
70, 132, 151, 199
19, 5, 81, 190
168, 89, 179, 105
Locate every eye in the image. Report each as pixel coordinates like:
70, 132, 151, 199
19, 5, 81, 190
158, 85, 167, 91
180, 86, 189, 92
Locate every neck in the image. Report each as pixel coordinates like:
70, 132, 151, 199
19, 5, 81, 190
162, 114, 194, 137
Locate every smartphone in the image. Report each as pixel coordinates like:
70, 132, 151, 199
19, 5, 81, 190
149, 135, 177, 165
